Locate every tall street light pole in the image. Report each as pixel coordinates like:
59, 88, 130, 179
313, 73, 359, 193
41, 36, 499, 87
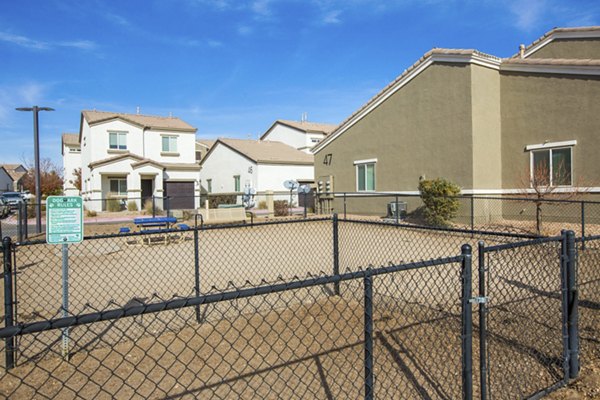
16, 106, 55, 234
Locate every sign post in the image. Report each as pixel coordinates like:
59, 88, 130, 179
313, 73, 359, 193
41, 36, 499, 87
46, 196, 84, 361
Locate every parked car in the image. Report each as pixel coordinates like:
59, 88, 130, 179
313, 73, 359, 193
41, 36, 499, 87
1, 192, 24, 211
21, 191, 34, 201
0, 197, 9, 218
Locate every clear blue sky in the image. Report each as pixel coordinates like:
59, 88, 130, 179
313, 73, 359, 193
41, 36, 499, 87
1, 0, 599, 168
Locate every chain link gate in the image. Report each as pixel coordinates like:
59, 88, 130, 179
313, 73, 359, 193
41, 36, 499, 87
476, 231, 579, 400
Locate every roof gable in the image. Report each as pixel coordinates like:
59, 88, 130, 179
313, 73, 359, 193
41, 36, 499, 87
202, 138, 314, 166
312, 48, 501, 154
517, 26, 600, 59
260, 120, 337, 140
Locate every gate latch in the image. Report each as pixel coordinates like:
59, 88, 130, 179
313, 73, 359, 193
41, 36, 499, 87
469, 296, 489, 304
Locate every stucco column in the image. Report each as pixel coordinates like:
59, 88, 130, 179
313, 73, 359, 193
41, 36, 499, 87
128, 171, 141, 210
154, 173, 164, 211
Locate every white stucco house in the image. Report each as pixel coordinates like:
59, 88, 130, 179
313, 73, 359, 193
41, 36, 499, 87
261, 120, 337, 154
199, 138, 313, 197
65, 110, 201, 212
62, 133, 82, 196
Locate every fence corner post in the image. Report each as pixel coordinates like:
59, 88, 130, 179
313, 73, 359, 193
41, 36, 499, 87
566, 230, 579, 379
363, 270, 374, 400
461, 243, 473, 400
580, 201, 585, 250
3, 236, 15, 370
332, 213, 340, 296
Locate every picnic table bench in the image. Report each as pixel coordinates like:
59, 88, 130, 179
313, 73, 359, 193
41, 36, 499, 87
133, 217, 177, 233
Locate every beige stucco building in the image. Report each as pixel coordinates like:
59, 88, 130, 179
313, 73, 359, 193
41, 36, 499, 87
313, 26, 600, 215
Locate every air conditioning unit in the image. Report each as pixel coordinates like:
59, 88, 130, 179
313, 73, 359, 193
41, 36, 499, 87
387, 201, 407, 219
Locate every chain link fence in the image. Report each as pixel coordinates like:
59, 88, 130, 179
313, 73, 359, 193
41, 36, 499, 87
0, 216, 599, 399
326, 192, 600, 237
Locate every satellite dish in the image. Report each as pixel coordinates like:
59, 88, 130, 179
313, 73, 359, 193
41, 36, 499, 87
298, 184, 311, 194
283, 180, 299, 190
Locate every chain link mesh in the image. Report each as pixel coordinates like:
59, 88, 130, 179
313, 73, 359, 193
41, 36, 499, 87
577, 237, 600, 364
1, 216, 599, 398
483, 240, 565, 399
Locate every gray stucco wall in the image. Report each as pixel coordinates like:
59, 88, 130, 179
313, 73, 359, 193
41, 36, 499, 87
316, 63, 474, 193
500, 71, 600, 189
471, 64, 502, 190
527, 38, 600, 59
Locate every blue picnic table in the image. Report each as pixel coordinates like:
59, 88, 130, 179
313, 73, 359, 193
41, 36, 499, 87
133, 217, 177, 233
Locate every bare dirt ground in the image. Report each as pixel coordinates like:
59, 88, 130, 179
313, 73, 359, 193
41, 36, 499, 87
0, 218, 597, 398
549, 362, 600, 400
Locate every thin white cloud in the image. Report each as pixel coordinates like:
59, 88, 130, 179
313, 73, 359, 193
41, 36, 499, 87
0, 31, 96, 51
238, 25, 254, 35
508, 0, 547, 31
0, 32, 49, 50
207, 39, 224, 47
322, 10, 342, 24
59, 40, 97, 50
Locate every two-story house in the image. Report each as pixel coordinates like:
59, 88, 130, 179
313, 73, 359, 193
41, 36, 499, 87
68, 110, 200, 212
261, 119, 337, 154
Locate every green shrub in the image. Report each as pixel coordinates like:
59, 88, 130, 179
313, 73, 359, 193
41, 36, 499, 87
274, 200, 289, 217
86, 209, 97, 217
418, 178, 461, 226
127, 201, 138, 211
143, 199, 163, 215
257, 201, 268, 210
106, 198, 123, 212
209, 194, 237, 209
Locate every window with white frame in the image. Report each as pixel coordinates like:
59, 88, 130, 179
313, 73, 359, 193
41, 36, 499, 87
162, 135, 178, 153
526, 141, 575, 187
109, 132, 127, 150
355, 159, 376, 191
109, 179, 127, 196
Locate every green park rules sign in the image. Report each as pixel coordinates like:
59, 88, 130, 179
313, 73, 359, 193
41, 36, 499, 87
46, 196, 84, 244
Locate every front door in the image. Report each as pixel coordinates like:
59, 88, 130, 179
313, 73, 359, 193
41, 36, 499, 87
141, 179, 153, 206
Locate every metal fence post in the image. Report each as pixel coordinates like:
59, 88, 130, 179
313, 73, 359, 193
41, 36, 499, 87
194, 226, 201, 323
580, 201, 585, 250
303, 192, 307, 219
17, 203, 23, 243
461, 244, 473, 400
24, 200, 28, 239
152, 195, 156, 218
364, 271, 374, 400
332, 213, 340, 296
343, 193, 347, 219
478, 241, 487, 400
470, 197, 475, 236
566, 230, 579, 378
3, 236, 15, 370
395, 195, 399, 224
560, 230, 571, 383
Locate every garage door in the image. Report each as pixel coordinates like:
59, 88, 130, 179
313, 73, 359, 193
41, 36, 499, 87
164, 181, 195, 209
